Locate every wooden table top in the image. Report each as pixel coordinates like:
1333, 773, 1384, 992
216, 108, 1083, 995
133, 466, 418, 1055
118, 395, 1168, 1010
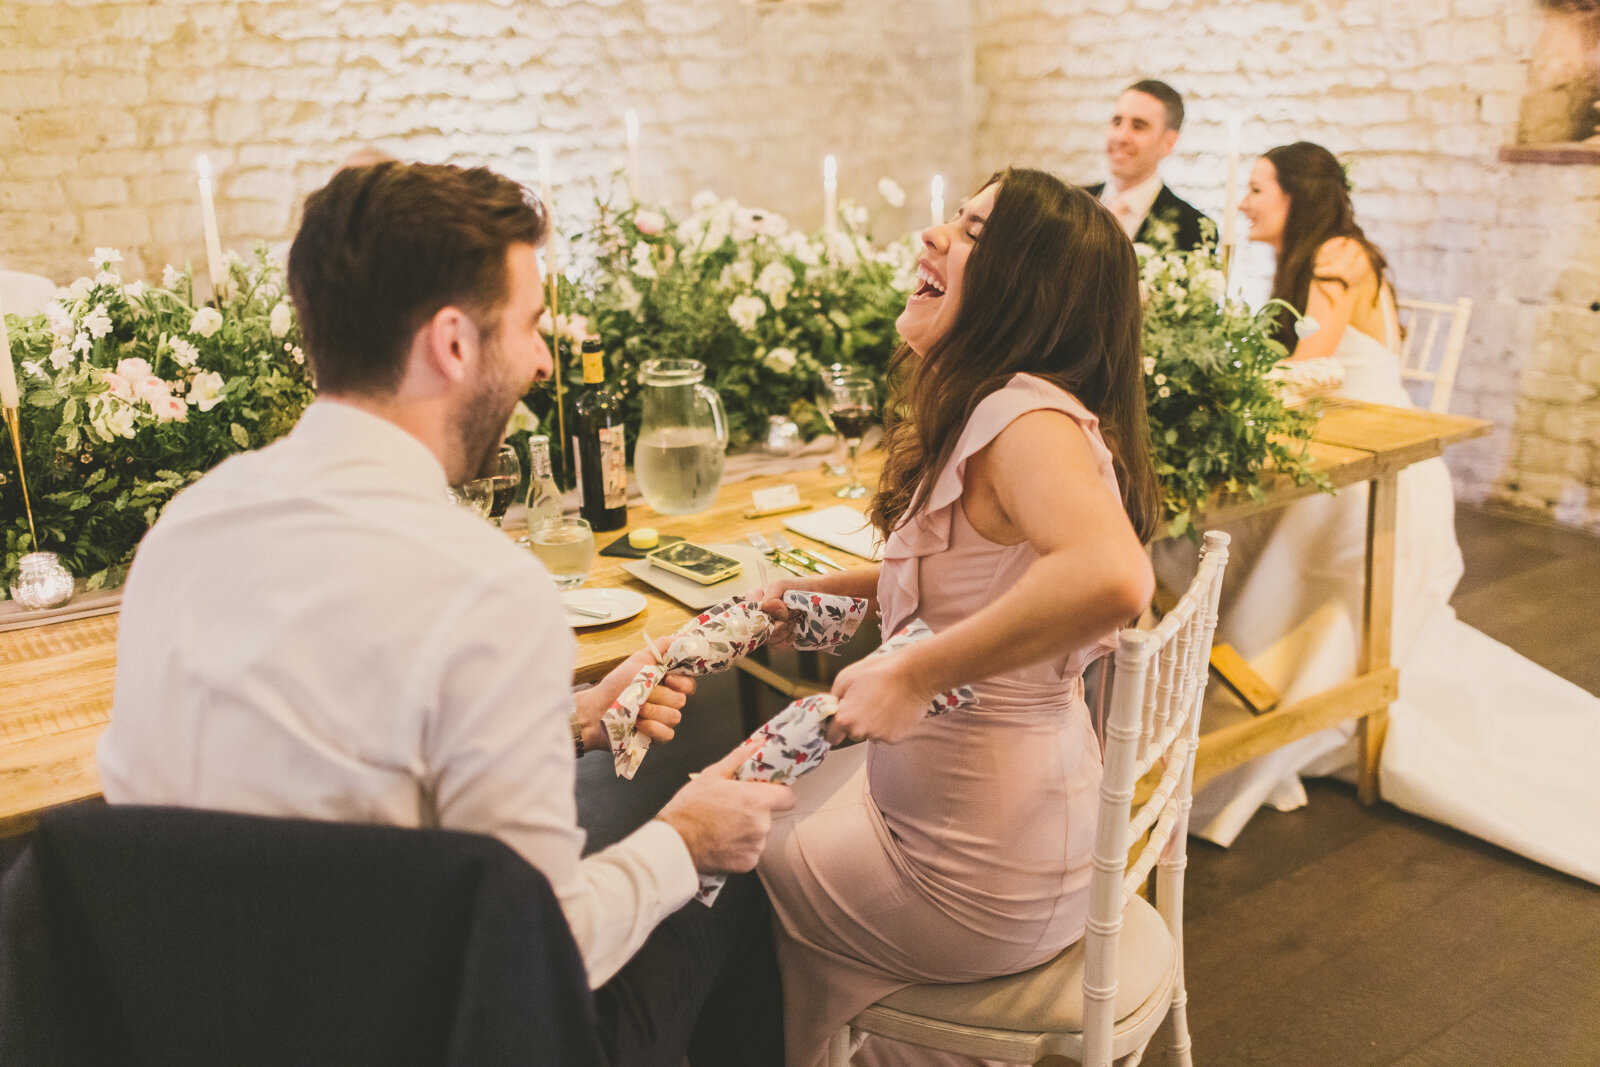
0, 400, 1490, 831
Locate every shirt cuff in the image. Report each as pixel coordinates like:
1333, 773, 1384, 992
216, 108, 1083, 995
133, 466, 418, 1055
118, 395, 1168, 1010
632, 816, 700, 909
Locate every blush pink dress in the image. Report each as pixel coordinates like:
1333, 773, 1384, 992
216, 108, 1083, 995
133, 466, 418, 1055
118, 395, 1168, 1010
758, 374, 1123, 1067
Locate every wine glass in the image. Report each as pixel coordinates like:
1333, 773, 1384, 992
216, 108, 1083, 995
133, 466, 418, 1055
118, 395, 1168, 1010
529, 516, 596, 590
447, 480, 493, 519
819, 373, 876, 499
815, 363, 852, 477
484, 444, 522, 528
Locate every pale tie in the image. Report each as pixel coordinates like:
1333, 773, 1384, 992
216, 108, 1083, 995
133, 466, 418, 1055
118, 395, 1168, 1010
1108, 194, 1138, 239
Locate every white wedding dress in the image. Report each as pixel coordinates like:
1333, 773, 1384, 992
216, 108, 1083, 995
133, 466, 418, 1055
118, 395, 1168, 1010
1155, 301, 1600, 885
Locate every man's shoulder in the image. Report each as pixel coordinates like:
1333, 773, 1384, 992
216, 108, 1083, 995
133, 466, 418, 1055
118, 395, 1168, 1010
1153, 183, 1204, 221
1084, 181, 1106, 197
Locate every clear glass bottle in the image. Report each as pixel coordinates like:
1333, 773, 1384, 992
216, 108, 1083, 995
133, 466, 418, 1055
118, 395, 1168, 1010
525, 434, 563, 528
9, 551, 75, 610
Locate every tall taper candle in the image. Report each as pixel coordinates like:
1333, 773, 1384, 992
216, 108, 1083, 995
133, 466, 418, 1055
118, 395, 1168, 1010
930, 174, 945, 229
195, 154, 226, 298
624, 109, 641, 203
545, 229, 566, 482
823, 155, 838, 235
539, 143, 553, 213
0, 281, 18, 409
1220, 113, 1242, 265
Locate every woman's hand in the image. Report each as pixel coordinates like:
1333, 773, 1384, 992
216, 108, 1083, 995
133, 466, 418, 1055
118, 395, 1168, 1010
749, 576, 819, 650
824, 649, 938, 746
573, 637, 695, 753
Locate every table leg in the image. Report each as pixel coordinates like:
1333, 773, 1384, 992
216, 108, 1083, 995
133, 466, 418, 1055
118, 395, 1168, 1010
1357, 472, 1398, 803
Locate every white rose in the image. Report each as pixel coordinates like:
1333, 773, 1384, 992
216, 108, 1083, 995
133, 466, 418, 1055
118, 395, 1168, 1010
94, 397, 137, 439
115, 357, 152, 380
83, 305, 113, 339
754, 212, 789, 238
269, 301, 293, 338
764, 346, 798, 373
755, 261, 795, 311
1294, 316, 1321, 340
877, 178, 906, 207
187, 370, 226, 413
634, 210, 666, 236
151, 393, 188, 422
69, 277, 93, 300
505, 400, 539, 436
169, 337, 200, 368
727, 294, 766, 332
190, 306, 223, 338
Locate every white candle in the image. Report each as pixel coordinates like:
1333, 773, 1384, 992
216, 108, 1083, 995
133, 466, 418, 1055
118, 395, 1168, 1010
195, 154, 226, 298
930, 174, 945, 229
538, 143, 553, 215
624, 108, 641, 203
0, 280, 18, 409
1220, 113, 1242, 257
823, 155, 838, 235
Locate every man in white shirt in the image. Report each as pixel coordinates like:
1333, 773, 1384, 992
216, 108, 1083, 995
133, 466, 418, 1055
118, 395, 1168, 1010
98, 162, 795, 1066
1085, 79, 1212, 252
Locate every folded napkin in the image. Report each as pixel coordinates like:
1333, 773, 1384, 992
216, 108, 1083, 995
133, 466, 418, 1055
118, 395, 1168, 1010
602, 590, 870, 779
695, 617, 976, 904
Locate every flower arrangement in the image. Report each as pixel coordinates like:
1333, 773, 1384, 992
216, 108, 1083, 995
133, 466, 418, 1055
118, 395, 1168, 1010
1136, 242, 1327, 538
540, 185, 918, 457
0, 248, 315, 595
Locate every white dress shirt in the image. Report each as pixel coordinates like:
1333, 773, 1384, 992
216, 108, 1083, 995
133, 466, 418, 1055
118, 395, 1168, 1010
98, 400, 698, 988
1099, 172, 1164, 241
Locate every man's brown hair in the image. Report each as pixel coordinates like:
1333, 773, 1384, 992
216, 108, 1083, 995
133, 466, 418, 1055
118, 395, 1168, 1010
288, 163, 547, 396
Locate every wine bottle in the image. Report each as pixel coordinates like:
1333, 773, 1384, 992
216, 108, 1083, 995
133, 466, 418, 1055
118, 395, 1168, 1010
525, 434, 563, 529
571, 337, 628, 532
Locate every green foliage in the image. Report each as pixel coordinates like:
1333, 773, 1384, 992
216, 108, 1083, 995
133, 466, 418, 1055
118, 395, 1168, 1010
0, 248, 315, 593
1137, 243, 1329, 538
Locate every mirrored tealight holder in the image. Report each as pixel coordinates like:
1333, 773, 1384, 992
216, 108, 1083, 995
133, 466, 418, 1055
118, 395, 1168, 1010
9, 551, 75, 610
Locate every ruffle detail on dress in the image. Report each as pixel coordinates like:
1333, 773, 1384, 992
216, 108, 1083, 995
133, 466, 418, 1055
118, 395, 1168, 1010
879, 374, 1119, 633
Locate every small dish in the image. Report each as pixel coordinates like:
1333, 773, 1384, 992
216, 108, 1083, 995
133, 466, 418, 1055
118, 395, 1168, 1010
561, 588, 648, 628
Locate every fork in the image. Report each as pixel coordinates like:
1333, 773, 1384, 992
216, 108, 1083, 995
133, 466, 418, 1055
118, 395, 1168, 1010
773, 532, 844, 572
748, 531, 808, 577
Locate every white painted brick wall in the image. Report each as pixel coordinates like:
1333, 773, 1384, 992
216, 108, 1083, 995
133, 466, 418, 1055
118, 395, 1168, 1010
1, 0, 975, 287
976, 0, 1600, 531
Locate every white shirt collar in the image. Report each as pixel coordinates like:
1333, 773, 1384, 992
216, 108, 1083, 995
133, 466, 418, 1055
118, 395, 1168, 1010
1100, 172, 1165, 237
289, 398, 449, 493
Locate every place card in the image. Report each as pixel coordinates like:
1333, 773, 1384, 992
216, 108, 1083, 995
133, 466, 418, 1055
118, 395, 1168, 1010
744, 483, 812, 519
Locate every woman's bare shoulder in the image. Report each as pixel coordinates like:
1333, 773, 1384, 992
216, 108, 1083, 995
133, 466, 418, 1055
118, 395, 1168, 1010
1313, 237, 1371, 282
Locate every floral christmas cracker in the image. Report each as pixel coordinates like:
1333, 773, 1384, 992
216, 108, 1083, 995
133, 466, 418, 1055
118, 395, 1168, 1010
695, 617, 974, 904
603, 590, 869, 778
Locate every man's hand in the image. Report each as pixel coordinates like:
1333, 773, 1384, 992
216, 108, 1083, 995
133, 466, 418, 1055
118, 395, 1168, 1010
572, 637, 695, 754
823, 649, 937, 746
655, 740, 798, 874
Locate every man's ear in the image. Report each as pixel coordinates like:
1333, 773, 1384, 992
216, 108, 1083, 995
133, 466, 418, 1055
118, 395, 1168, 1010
1158, 128, 1180, 161
418, 306, 478, 387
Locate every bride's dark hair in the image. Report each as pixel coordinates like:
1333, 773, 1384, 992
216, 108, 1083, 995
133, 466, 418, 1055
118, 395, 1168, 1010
1264, 142, 1392, 350
868, 168, 1159, 544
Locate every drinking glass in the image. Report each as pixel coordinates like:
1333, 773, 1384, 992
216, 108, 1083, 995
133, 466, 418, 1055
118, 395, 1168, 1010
814, 363, 852, 476
818, 373, 876, 499
485, 444, 522, 528
529, 516, 596, 590
447, 479, 494, 519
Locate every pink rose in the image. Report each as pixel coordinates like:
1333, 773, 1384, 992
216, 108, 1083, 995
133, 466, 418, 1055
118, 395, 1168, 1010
133, 375, 171, 404
115, 357, 152, 381
101, 372, 133, 399
150, 393, 188, 422
634, 210, 666, 236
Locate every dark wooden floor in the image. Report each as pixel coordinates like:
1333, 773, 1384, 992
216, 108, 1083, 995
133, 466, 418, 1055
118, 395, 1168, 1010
1180, 505, 1600, 1066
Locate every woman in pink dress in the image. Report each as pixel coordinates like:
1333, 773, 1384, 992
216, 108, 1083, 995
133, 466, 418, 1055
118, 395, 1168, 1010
755, 168, 1159, 1067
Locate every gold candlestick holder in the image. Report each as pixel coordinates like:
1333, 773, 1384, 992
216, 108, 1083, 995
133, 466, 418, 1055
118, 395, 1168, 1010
3, 404, 39, 550
545, 250, 567, 485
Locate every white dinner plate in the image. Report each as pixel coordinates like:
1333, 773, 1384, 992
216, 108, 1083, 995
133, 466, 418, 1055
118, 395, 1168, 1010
561, 588, 648, 628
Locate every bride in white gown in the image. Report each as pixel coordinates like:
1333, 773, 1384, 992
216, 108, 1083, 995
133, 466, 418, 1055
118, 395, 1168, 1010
1156, 143, 1600, 884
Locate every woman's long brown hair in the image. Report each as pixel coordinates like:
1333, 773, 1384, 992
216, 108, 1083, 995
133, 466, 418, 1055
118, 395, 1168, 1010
868, 168, 1160, 544
1263, 142, 1392, 350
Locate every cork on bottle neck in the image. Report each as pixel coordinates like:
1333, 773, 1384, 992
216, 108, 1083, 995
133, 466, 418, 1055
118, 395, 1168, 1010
581, 339, 604, 385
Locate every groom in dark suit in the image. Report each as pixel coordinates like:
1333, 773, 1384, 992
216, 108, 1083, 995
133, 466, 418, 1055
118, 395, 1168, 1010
1086, 80, 1213, 253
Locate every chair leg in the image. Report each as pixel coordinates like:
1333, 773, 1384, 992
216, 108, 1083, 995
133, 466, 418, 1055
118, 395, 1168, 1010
1165, 982, 1194, 1067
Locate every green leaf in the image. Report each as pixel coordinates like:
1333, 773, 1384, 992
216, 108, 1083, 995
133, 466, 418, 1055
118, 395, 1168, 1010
229, 423, 250, 448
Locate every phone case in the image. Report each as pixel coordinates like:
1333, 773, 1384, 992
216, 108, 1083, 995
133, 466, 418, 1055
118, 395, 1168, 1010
646, 541, 744, 585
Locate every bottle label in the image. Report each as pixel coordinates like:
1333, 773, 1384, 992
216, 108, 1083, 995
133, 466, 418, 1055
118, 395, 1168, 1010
582, 348, 605, 384
599, 426, 627, 508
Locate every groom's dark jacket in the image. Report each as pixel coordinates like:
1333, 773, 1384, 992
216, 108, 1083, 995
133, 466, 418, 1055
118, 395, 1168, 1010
1085, 182, 1213, 253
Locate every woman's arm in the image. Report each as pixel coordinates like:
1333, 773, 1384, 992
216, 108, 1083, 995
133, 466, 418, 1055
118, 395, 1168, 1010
825, 410, 1153, 744
1290, 237, 1368, 361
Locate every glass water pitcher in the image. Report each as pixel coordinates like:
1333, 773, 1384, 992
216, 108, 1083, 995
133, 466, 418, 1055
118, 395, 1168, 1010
634, 359, 728, 515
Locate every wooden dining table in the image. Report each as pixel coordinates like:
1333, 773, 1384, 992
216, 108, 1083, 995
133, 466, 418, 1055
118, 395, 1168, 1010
0, 399, 1489, 833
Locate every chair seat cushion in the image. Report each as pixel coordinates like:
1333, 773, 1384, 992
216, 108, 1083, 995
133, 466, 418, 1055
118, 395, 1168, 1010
876, 895, 1176, 1033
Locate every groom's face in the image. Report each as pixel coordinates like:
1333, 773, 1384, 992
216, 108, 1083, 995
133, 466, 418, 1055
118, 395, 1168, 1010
1106, 90, 1179, 188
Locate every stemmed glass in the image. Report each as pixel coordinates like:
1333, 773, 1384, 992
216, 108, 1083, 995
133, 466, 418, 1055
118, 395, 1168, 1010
815, 363, 851, 477
484, 444, 522, 528
817, 372, 876, 499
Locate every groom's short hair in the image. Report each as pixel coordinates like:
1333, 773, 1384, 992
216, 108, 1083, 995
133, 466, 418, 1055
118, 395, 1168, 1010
1126, 80, 1185, 131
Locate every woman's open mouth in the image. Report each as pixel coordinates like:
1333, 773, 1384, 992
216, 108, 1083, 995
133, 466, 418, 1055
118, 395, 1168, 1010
911, 263, 946, 302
